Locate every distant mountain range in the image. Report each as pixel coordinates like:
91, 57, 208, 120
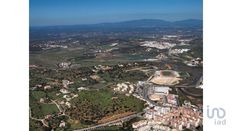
31, 19, 202, 30
87, 19, 202, 28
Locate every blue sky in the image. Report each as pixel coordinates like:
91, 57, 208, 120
30, 0, 202, 26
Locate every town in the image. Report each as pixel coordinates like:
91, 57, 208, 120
30, 19, 203, 131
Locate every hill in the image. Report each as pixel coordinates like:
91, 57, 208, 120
31, 19, 203, 30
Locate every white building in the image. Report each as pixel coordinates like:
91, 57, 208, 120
60, 89, 70, 94
154, 87, 170, 95
59, 121, 66, 128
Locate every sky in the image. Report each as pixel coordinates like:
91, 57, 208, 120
30, 0, 203, 26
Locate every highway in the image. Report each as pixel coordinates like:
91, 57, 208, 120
74, 112, 144, 131
174, 76, 203, 88
177, 76, 203, 97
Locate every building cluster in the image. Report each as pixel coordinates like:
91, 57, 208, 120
166, 94, 178, 106
133, 106, 202, 131
147, 86, 178, 106
72, 40, 79, 44
30, 39, 70, 50
77, 87, 88, 91
143, 58, 157, 62
113, 82, 135, 96
133, 81, 153, 101
162, 35, 179, 39
29, 64, 38, 68
42, 44, 68, 50
132, 80, 202, 130
57, 93, 78, 109
31, 84, 53, 91
90, 74, 101, 81
62, 80, 73, 88
169, 48, 190, 55
144, 106, 171, 120
156, 53, 168, 60
132, 120, 172, 131
140, 41, 176, 49
145, 48, 152, 52
60, 88, 70, 94
163, 107, 202, 130
133, 81, 178, 107
58, 62, 71, 69
93, 65, 113, 72
185, 58, 203, 67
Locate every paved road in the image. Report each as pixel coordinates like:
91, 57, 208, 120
196, 76, 203, 87
74, 112, 144, 131
177, 76, 203, 97
51, 99, 63, 112
29, 108, 49, 127
174, 76, 203, 88
179, 88, 203, 97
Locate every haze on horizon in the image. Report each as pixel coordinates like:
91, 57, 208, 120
30, 0, 203, 26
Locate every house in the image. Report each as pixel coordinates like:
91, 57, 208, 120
62, 80, 73, 88
59, 121, 66, 128
90, 75, 100, 81
44, 85, 52, 90
65, 102, 71, 108
132, 120, 148, 129
39, 98, 45, 103
60, 89, 70, 94
77, 87, 88, 91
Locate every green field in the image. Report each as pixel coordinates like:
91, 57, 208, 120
74, 89, 145, 112
30, 91, 60, 118
30, 102, 59, 119
40, 104, 59, 115
31, 91, 46, 100
67, 89, 145, 125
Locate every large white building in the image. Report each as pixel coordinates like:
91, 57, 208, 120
154, 87, 170, 95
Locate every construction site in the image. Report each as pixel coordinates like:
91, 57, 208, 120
148, 70, 182, 86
